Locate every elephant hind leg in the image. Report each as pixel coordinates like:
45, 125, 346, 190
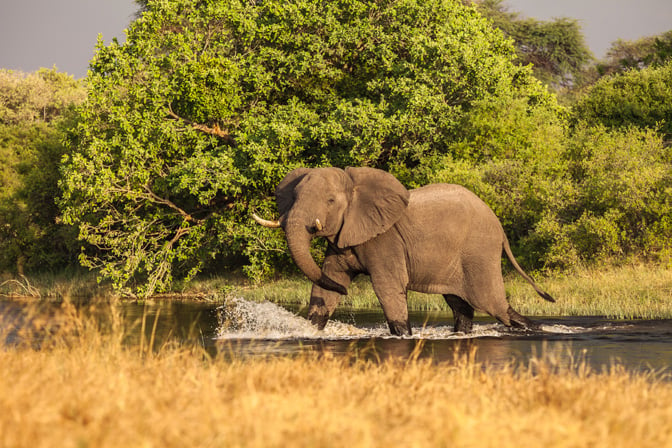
443, 294, 474, 333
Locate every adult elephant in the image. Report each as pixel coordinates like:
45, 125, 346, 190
253, 167, 554, 336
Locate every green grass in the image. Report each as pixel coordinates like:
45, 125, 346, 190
0, 270, 103, 300
507, 263, 672, 319
3, 264, 671, 319
222, 275, 447, 310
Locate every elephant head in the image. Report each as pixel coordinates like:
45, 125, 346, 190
254, 167, 410, 294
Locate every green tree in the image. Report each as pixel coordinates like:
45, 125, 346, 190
60, 0, 557, 295
0, 68, 86, 124
0, 68, 85, 275
522, 126, 672, 269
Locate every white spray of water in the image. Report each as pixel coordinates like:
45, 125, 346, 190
540, 324, 582, 334
216, 297, 370, 340
213, 297, 559, 341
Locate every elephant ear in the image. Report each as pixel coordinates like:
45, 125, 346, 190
338, 167, 410, 248
275, 168, 311, 217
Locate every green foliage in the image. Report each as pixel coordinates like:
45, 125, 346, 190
0, 0, 667, 294
0, 69, 85, 275
572, 61, 672, 141
60, 0, 555, 295
522, 126, 672, 269
52, 0, 672, 294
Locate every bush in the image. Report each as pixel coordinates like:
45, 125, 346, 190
522, 126, 672, 269
572, 61, 672, 141
0, 69, 84, 275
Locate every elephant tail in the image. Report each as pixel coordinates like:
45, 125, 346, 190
502, 235, 555, 303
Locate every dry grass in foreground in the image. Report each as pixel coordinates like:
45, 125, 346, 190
1, 304, 671, 448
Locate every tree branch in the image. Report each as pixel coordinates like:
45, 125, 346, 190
143, 185, 196, 222
166, 105, 234, 143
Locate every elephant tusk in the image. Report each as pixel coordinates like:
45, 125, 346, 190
314, 218, 323, 231
251, 212, 282, 228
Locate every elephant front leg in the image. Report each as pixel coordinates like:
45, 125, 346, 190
307, 282, 348, 330
381, 293, 412, 336
307, 252, 355, 330
386, 311, 412, 336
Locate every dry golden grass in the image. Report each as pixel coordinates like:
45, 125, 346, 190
1, 302, 672, 448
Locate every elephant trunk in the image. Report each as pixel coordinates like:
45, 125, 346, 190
285, 215, 347, 295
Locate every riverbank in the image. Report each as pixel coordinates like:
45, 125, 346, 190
2, 263, 671, 319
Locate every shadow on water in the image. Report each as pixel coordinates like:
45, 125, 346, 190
2, 297, 672, 374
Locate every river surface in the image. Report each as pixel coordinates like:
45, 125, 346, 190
2, 297, 672, 373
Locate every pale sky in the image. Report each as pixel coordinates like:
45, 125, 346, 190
506, 0, 672, 58
0, 0, 137, 78
1, 0, 671, 78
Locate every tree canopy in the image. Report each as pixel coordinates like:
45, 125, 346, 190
0, 68, 85, 124
0, 69, 84, 274
59, 0, 558, 295
573, 60, 672, 142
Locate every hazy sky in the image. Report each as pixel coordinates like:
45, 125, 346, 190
1, 0, 671, 79
506, 0, 672, 58
0, 0, 138, 78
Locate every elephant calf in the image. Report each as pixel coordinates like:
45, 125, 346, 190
253, 166, 554, 336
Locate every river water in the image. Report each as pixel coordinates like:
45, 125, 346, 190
2, 297, 672, 373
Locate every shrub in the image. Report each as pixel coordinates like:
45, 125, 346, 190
522, 126, 672, 269
0, 69, 84, 275
572, 61, 672, 141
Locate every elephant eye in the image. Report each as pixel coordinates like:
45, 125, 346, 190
327, 198, 335, 205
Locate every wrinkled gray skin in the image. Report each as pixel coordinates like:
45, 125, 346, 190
259, 167, 554, 336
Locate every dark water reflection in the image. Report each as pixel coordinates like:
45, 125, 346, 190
2, 298, 671, 374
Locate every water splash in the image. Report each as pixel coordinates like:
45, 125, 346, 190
215, 297, 515, 341
216, 297, 369, 340
214, 297, 626, 343
540, 324, 584, 334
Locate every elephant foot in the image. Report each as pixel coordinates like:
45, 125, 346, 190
388, 320, 412, 336
453, 315, 473, 334
308, 310, 329, 330
507, 307, 541, 331
444, 294, 475, 334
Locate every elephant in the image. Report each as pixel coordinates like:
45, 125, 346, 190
253, 166, 554, 336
